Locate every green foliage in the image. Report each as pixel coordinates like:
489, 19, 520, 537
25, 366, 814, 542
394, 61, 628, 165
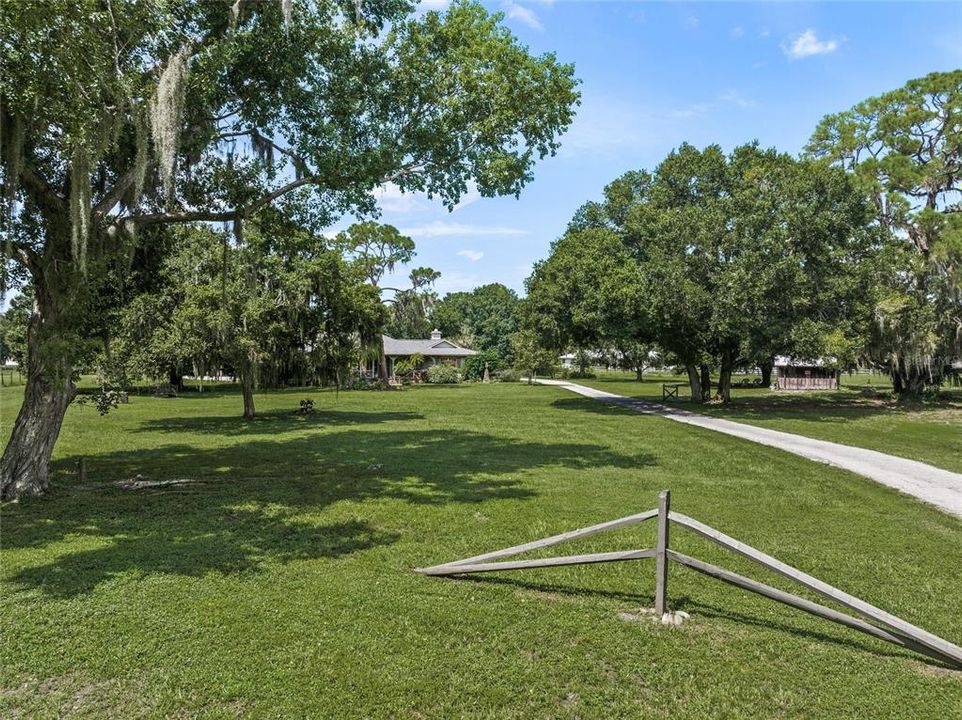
495, 368, 520, 383
425, 363, 461, 384
387, 268, 441, 339
528, 143, 874, 402
336, 222, 415, 286
511, 328, 558, 380
0, 289, 31, 366
393, 352, 426, 377
108, 217, 386, 414
74, 387, 126, 416
461, 351, 502, 381
807, 70, 962, 394
433, 283, 520, 361
0, 0, 579, 487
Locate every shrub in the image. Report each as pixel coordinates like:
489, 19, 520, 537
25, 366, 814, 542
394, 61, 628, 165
426, 364, 462, 384
462, 351, 502, 381
348, 377, 388, 391
497, 368, 520, 383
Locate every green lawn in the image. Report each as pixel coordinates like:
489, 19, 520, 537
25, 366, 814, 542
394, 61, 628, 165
2, 382, 961, 718
576, 371, 962, 475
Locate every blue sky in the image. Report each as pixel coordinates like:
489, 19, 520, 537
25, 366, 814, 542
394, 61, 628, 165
366, 0, 962, 298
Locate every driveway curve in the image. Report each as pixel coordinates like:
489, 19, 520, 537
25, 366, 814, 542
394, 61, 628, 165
534, 378, 962, 518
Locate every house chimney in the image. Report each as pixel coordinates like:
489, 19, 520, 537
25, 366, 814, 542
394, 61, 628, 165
431, 329, 442, 341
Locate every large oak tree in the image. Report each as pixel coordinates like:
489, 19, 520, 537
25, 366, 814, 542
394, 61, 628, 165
0, 0, 579, 499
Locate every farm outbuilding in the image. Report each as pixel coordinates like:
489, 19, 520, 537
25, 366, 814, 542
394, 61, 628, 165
774, 356, 839, 391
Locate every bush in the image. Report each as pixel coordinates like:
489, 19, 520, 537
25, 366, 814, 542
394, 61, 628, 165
426, 364, 462, 384
348, 377, 389, 391
569, 370, 596, 379
497, 368, 521, 383
462, 351, 502, 381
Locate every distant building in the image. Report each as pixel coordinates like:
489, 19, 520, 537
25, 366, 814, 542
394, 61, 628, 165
364, 330, 478, 377
774, 356, 839, 391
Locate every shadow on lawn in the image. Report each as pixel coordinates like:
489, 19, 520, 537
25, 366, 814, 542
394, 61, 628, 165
135, 408, 426, 436
462, 575, 931, 667
5, 416, 654, 598
549, 390, 962, 426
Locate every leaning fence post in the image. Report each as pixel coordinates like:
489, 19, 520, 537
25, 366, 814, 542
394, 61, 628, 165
655, 489, 670, 614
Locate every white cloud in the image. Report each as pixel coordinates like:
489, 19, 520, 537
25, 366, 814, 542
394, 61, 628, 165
559, 94, 662, 156
718, 89, 757, 109
373, 183, 422, 214
417, 0, 450, 11
457, 249, 484, 262
399, 221, 526, 238
453, 184, 482, 212
670, 90, 756, 120
503, 1, 543, 31
669, 102, 710, 120
730, 26, 745, 39
783, 29, 839, 59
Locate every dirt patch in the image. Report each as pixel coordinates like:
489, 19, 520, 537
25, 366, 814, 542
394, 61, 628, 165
911, 660, 962, 680
115, 475, 206, 490
1, 673, 147, 719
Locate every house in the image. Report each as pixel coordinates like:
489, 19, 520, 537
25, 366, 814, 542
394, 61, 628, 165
364, 330, 478, 377
774, 356, 839, 391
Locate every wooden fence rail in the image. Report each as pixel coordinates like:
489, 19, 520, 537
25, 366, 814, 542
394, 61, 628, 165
415, 490, 962, 668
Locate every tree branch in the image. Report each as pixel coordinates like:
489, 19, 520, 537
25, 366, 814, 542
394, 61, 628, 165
126, 175, 323, 227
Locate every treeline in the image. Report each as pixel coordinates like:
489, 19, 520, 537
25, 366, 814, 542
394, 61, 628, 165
522, 70, 962, 401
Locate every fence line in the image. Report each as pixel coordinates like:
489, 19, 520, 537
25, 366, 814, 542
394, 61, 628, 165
415, 490, 962, 668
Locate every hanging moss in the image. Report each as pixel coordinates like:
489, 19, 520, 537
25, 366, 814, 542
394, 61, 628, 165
2, 110, 25, 291
250, 130, 274, 168
150, 47, 189, 203
3, 112, 24, 224
132, 102, 150, 205
69, 145, 92, 272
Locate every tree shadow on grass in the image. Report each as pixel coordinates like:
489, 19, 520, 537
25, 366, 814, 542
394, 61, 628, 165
134, 409, 426, 436
549, 392, 962, 426
456, 574, 936, 667
4, 426, 654, 598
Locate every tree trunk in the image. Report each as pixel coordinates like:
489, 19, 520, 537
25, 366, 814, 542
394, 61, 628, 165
0, 290, 76, 500
700, 365, 712, 402
760, 358, 773, 388
634, 365, 645, 382
892, 358, 936, 398
685, 365, 702, 403
168, 368, 183, 390
378, 352, 392, 385
716, 352, 734, 404
241, 371, 255, 419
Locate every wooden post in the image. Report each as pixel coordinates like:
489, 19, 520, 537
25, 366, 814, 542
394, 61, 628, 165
655, 489, 670, 614
78, 457, 86, 483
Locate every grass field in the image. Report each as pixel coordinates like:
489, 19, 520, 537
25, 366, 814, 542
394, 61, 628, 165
576, 371, 962, 475
2, 381, 962, 718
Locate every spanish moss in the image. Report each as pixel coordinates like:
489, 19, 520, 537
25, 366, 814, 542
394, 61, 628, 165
69, 145, 92, 272
132, 102, 150, 205
150, 46, 189, 203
